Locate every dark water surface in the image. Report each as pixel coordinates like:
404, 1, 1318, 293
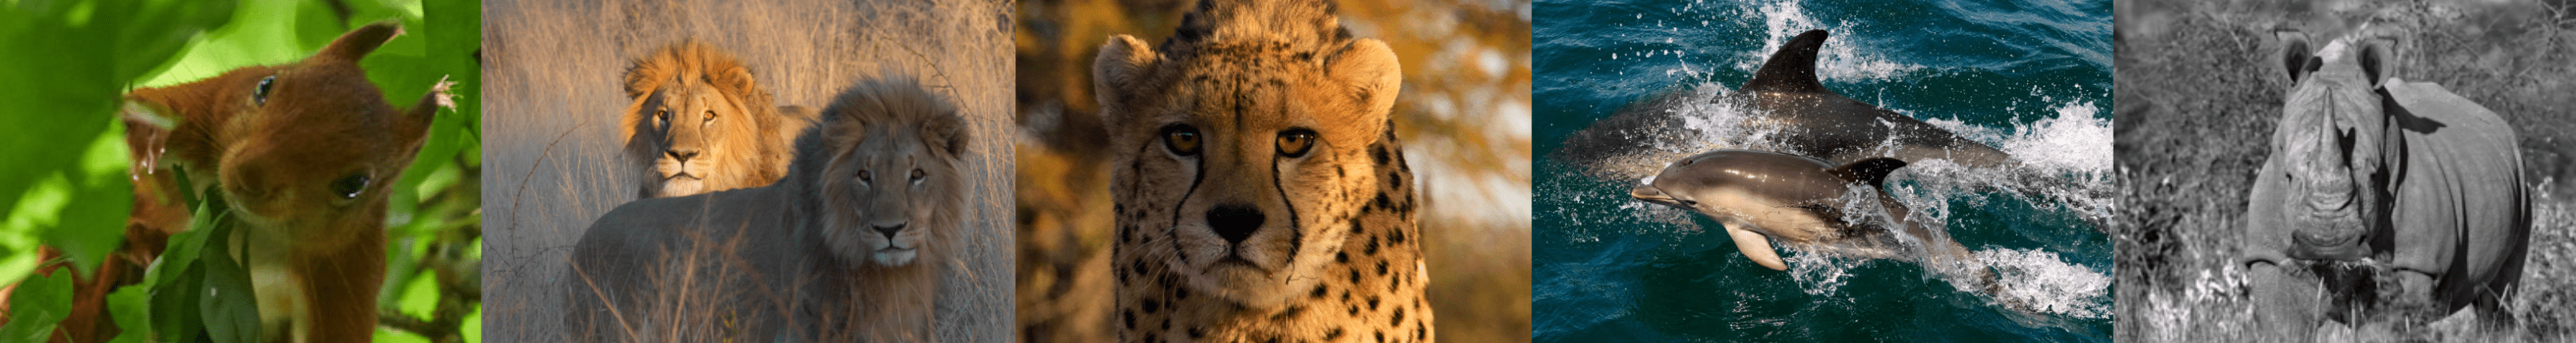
1532, 0, 2115, 341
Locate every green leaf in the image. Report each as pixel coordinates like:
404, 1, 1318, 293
0, 272, 74, 342
105, 282, 154, 343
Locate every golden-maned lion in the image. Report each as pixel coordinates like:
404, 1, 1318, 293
621, 41, 816, 199
566, 77, 965, 342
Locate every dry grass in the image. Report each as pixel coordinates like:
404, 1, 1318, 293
1013, 0, 1532, 341
480, 0, 1013, 341
2114, 0, 2576, 341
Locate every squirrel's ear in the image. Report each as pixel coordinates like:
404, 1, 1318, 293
318, 22, 402, 63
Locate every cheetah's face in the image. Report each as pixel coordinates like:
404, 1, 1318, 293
1095, 34, 1403, 309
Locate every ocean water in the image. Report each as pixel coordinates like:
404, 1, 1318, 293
1531, 0, 2116, 341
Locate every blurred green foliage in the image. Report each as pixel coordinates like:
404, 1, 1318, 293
2, 0, 481, 341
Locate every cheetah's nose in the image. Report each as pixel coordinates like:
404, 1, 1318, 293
1206, 204, 1265, 245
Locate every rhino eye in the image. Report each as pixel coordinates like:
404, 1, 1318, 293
253, 75, 276, 105
330, 172, 369, 199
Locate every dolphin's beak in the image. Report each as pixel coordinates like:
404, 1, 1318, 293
1631, 184, 1682, 207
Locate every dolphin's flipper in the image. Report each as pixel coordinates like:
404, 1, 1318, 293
1725, 220, 1790, 271
1741, 30, 1832, 94
1827, 157, 1909, 187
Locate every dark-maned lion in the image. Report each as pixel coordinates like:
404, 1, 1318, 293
567, 76, 965, 342
621, 41, 816, 199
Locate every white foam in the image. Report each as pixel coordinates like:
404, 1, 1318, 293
2000, 102, 2113, 174
1976, 248, 2113, 319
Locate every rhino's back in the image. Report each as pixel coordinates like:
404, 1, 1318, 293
2383, 81, 2530, 308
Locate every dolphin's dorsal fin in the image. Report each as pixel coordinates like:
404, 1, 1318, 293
1828, 157, 1909, 187
1741, 30, 1833, 94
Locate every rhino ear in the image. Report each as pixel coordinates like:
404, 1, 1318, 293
2356, 37, 2398, 89
2275, 30, 2316, 84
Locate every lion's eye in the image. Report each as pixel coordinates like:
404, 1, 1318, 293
857, 170, 873, 185
1161, 124, 1202, 156
703, 110, 716, 124
1277, 129, 1317, 157
909, 169, 926, 183
252, 75, 276, 105
656, 110, 670, 125
329, 172, 369, 200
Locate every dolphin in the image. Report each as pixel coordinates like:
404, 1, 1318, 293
1728, 30, 2014, 168
1629, 150, 1979, 271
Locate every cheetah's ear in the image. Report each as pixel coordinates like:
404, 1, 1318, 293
1321, 38, 1401, 146
1094, 34, 1159, 131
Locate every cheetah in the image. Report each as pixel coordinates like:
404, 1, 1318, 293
1090, 0, 1431, 341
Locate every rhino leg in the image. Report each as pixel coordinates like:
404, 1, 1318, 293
2248, 262, 2323, 342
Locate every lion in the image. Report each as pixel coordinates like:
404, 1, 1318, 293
3, 22, 448, 343
566, 76, 966, 342
621, 41, 817, 199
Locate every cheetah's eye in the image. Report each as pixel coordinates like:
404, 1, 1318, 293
1276, 129, 1317, 157
252, 75, 276, 105
1161, 124, 1202, 156
329, 172, 370, 200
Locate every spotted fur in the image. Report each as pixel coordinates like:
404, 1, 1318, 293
1091, 0, 1430, 341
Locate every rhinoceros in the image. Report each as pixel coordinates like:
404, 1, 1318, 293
2237, 29, 2531, 338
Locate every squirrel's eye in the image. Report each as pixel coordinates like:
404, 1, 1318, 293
1161, 124, 1202, 156
1276, 129, 1317, 157
253, 76, 276, 105
330, 173, 370, 199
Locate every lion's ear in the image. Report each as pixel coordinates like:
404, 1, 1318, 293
708, 61, 762, 103
316, 22, 400, 63
925, 111, 970, 159
1093, 34, 1158, 130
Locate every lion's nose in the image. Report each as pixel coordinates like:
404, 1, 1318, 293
873, 223, 906, 239
1206, 204, 1265, 245
667, 147, 700, 163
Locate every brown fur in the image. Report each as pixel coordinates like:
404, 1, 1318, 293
620, 41, 813, 199
567, 77, 966, 342
46, 22, 448, 343
1093, 0, 1431, 341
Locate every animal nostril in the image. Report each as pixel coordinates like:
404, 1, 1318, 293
1205, 204, 1266, 244
873, 223, 905, 239
667, 148, 699, 162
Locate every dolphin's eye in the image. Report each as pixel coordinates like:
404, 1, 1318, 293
1680, 199, 1699, 207
253, 75, 276, 105
329, 172, 370, 200
1161, 124, 1202, 156
1277, 128, 1317, 157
